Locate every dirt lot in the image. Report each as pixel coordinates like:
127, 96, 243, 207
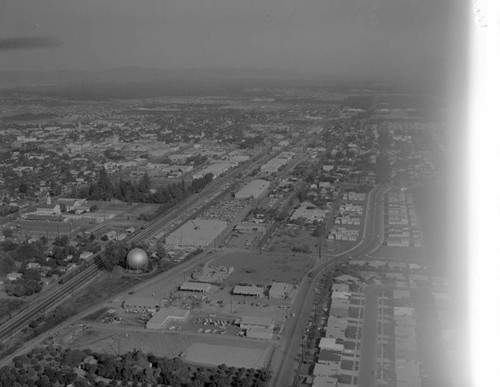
267, 228, 313, 254
185, 342, 272, 368
65, 324, 272, 368
212, 251, 314, 286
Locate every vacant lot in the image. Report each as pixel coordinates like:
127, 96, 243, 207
213, 251, 314, 286
267, 229, 313, 254
68, 325, 272, 369
185, 342, 271, 368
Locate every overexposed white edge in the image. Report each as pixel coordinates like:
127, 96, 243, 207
469, 1, 500, 386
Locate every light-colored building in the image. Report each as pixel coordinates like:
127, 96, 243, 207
146, 308, 190, 329
269, 282, 292, 299
179, 281, 211, 293
165, 219, 228, 247
235, 179, 270, 200
239, 315, 274, 330
6, 272, 22, 281
319, 338, 344, 352
260, 158, 288, 174
246, 326, 274, 340
192, 162, 237, 179
36, 203, 61, 215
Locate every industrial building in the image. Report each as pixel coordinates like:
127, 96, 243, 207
260, 157, 288, 174
146, 308, 190, 329
192, 162, 237, 179
235, 179, 270, 200
268, 282, 292, 299
232, 285, 264, 298
179, 281, 212, 293
123, 297, 160, 313
239, 315, 274, 330
246, 326, 274, 340
165, 218, 228, 247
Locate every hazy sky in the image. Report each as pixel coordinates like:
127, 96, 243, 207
0, 0, 466, 80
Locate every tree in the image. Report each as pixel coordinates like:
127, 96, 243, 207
99, 241, 129, 271
2, 228, 14, 238
138, 173, 152, 193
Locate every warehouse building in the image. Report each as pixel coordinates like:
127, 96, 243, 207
268, 282, 292, 299
146, 308, 190, 329
165, 218, 228, 247
192, 162, 237, 179
246, 326, 274, 340
232, 285, 264, 298
179, 281, 212, 293
260, 158, 288, 174
239, 315, 274, 330
235, 179, 270, 200
123, 297, 160, 313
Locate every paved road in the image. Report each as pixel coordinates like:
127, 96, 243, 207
268, 186, 390, 387
357, 285, 383, 387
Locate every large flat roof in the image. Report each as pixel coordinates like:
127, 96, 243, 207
235, 179, 270, 199
240, 315, 274, 327
165, 218, 228, 247
233, 285, 264, 296
180, 281, 211, 292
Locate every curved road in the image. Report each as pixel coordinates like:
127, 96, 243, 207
269, 185, 390, 387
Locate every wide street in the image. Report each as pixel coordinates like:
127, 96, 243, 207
268, 185, 390, 387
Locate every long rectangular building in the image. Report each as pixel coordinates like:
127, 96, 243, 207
165, 218, 228, 247
235, 179, 270, 199
233, 285, 264, 298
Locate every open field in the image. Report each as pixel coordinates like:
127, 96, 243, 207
185, 342, 271, 368
267, 228, 313, 255
325, 239, 358, 255
213, 250, 314, 286
66, 324, 272, 368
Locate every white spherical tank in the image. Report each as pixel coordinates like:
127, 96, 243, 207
126, 248, 148, 270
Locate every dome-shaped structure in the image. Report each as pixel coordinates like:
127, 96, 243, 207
126, 248, 148, 270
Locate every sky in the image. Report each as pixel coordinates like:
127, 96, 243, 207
0, 0, 467, 81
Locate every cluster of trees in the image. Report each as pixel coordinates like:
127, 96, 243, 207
1, 238, 47, 264
7, 346, 271, 387
96, 241, 131, 271
5, 269, 42, 297
75, 168, 214, 205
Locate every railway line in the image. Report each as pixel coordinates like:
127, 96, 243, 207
0, 147, 273, 350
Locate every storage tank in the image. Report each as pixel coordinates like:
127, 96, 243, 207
126, 248, 148, 270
